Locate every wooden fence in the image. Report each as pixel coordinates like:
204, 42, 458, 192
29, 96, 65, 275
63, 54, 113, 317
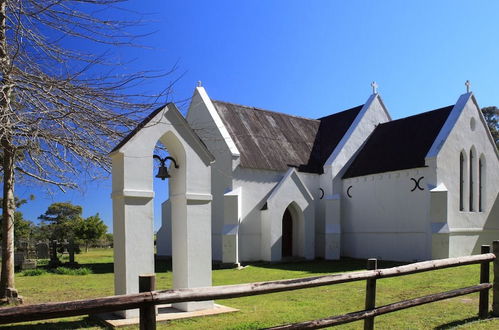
1, 241, 499, 329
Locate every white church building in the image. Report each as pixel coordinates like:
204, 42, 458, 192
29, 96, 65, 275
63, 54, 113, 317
156, 86, 499, 263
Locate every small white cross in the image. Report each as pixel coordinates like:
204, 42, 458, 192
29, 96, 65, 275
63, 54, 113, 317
197, 80, 202, 87
371, 81, 378, 94
465, 80, 471, 93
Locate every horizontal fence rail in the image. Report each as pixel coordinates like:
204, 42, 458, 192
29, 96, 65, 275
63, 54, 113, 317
266, 284, 492, 329
0, 246, 497, 328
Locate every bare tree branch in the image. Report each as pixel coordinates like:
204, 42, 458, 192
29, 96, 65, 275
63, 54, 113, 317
0, 0, 175, 301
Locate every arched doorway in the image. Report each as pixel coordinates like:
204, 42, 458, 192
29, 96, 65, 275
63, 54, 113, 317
282, 208, 293, 257
281, 202, 305, 259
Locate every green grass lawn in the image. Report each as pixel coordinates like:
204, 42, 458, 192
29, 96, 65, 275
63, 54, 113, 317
2, 248, 499, 329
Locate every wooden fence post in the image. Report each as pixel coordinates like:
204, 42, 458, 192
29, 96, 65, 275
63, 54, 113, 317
492, 241, 499, 316
364, 258, 377, 330
479, 245, 490, 319
139, 274, 156, 330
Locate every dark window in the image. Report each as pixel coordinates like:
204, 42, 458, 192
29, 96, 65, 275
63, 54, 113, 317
479, 157, 484, 212
282, 209, 293, 257
469, 149, 474, 211
460, 152, 465, 211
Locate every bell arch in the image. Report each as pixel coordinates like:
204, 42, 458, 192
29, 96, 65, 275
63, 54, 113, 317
111, 103, 214, 318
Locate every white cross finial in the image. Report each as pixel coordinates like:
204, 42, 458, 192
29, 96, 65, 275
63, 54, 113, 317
465, 80, 471, 93
371, 81, 378, 94
197, 80, 202, 87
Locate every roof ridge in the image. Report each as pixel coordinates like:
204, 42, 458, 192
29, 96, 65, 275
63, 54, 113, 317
379, 105, 453, 126
212, 99, 319, 122
342, 104, 454, 179
317, 104, 364, 120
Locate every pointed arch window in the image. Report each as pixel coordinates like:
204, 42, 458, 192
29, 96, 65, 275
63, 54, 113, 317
469, 148, 474, 211
459, 151, 465, 211
469, 147, 477, 212
479, 155, 485, 212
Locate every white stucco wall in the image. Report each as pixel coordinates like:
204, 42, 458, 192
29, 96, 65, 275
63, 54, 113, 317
327, 94, 392, 193
232, 167, 320, 262
233, 168, 284, 261
112, 104, 214, 315
183, 87, 237, 261
430, 93, 499, 257
156, 199, 171, 256
223, 187, 241, 264
341, 168, 433, 262
261, 169, 315, 261
182, 87, 322, 263
318, 94, 391, 259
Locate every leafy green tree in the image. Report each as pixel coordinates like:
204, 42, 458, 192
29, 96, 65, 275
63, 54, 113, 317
12, 212, 35, 243
75, 214, 108, 252
38, 202, 83, 242
482, 106, 499, 149
106, 233, 114, 248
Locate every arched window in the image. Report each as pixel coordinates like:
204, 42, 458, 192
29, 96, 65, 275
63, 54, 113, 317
470, 149, 475, 212
469, 148, 474, 211
459, 151, 465, 211
479, 155, 485, 212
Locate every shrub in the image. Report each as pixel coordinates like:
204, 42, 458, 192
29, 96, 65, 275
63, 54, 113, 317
52, 267, 93, 275
22, 269, 47, 276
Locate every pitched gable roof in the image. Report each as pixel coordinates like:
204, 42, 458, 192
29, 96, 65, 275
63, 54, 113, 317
211, 100, 362, 173
343, 105, 453, 178
110, 104, 167, 153
110, 103, 214, 164
300, 105, 363, 173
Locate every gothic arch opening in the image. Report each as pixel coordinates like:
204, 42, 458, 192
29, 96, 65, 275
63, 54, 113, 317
281, 202, 305, 259
154, 131, 186, 272
282, 208, 293, 258
459, 150, 468, 211
479, 154, 486, 212
469, 146, 476, 211
153, 135, 183, 260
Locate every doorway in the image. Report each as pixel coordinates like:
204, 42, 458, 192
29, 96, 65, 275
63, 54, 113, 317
282, 208, 293, 258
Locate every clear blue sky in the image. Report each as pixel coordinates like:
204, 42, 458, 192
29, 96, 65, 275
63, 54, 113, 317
15, 1, 499, 232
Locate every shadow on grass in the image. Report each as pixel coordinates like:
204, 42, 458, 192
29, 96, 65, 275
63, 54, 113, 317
36, 262, 115, 275
155, 258, 172, 273
246, 258, 406, 274
78, 263, 113, 274
434, 315, 483, 329
1, 317, 102, 329
63, 258, 174, 275
36, 257, 405, 276
33, 257, 174, 275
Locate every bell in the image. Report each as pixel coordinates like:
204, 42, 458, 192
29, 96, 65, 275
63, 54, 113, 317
155, 165, 170, 180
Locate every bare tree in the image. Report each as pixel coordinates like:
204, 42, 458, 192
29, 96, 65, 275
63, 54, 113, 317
0, 0, 172, 303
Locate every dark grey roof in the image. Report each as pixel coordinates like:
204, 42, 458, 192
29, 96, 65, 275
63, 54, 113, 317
300, 105, 363, 173
343, 105, 454, 179
212, 100, 362, 173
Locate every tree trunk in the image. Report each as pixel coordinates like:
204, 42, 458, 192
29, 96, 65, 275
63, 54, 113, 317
0, 143, 17, 301
0, 0, 20, 304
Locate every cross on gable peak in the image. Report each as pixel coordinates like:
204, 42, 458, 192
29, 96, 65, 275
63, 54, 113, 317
371, 81, 378, 94
465, 80, 471, 93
